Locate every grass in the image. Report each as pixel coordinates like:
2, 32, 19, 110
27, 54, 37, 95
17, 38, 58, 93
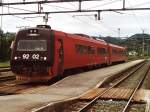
0, 61, 10, 67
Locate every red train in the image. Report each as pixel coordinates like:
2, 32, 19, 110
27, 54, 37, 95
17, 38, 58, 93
10, 25, 126, 81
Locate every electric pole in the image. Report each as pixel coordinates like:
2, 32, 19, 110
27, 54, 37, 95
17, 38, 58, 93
43, 13, 48, 25
0, 0, 3, 60
142, 29, 145, 56
118, 28, 120, 39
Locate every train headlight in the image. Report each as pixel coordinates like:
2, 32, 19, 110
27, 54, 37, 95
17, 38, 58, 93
28, 29, 39, 37
44, 57, 47, 60
14, 57, 17, 60
30, 30, 33, 33
29, 29, 38, 34
34, 29, 37, 33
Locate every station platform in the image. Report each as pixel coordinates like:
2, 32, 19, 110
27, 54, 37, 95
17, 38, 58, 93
0, 60, 144, 112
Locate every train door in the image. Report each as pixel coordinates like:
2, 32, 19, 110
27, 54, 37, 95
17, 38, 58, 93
107, 44, 112, 65
57, 39, 64, 75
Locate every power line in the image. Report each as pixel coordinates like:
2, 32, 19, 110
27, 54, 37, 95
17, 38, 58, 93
3, 5, 37, 13
72, 11, 117, 33
44, 3, 104, 35
0, 0, 149, 16
127, 1, 150, 8
72, 16, 106, 35
71, 14, 118, 35
88, 16, 118, 33
43, 3, 75, 10
126, 0, 144, 31
11, 15, 36, 22
86, 0, 121, 9
67, 2, 77, 9
0, 7, 150, 15
0, 0, 102, 6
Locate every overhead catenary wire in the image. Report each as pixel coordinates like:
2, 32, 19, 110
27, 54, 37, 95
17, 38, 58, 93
86, 0, 122, 9
3, 5, 37, 13
0, 0, 103, 6
67, 2, 77, 9
126, 0, 144, 31
87, 16, 118, 34
11, 15, 36, 22
0, 0, 150, 16
44, 3, 110, 36
0, 3, 38, 27
127, 1, 150, 8
72, 16, 104, 34
43, 3, 75, 10
2, 4, 48, 24
0, 0, 150, 36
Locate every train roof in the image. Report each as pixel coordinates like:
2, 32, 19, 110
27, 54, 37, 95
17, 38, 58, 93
18, 25, 105, 43
17, 25, 125, 49
108, 43, 126, 49
74, 33, 106, 42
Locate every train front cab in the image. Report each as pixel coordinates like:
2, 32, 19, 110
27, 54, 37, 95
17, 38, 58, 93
10, 25, 56, 81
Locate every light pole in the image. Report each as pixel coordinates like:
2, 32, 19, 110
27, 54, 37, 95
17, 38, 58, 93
43, 13, 48, 25
146, 39, 150, 56
118, 28, 120, 39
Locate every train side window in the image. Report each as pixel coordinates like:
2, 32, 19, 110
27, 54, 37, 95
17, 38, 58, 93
103, 48, 107, 54
120, 51, 122, 55
105, 49, 107, 54
118, 50, 122, 56
75, 44, 81, 53
97, 48, 107, 55
75, 44, 85, 54
88, 46, 95, 54
75, 44, 95, 55
112, 49, 117, 54
92, 47, 96, 54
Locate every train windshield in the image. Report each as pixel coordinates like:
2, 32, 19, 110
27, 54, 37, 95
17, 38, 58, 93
17, 40, 47, 51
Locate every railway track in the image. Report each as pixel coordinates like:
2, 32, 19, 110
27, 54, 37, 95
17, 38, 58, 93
0, 74, 64, 95
0, 80, 48, 95
0, 66, 15, 86
0, 66, 15, 83
0, 67, 31, 95
0, 75, 15, 82
0, 66, 10, 68
0, 67, 11, 72
60, 61, 149, 112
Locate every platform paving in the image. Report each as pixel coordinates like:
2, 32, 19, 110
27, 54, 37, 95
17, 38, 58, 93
0, 60, 144, 112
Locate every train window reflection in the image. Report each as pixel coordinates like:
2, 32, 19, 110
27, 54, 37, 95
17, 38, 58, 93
17, 40, 47, 51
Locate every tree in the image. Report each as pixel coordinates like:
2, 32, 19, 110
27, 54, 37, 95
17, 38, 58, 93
0, 30, 15, 61
0, 28, 4, 60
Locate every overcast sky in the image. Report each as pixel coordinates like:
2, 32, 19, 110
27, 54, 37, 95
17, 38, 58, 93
0, 0, 150, 37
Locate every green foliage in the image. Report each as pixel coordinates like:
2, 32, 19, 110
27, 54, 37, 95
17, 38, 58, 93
121, 33, 150, 57
100, 33, 150, 58
0, 61, 10, 67
0, 30, 150, 62
100, 36, 123, 45
0, 29, 15, 61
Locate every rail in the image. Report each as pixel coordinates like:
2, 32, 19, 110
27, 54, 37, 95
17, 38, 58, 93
122, 62, 150, 112
0, 66, 10, 68
0, 76, 15, 82
0, 68, 11, 72
76, 61, 147, 112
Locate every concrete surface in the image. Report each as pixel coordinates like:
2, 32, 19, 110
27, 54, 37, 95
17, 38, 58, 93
0, 60, 144, 112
